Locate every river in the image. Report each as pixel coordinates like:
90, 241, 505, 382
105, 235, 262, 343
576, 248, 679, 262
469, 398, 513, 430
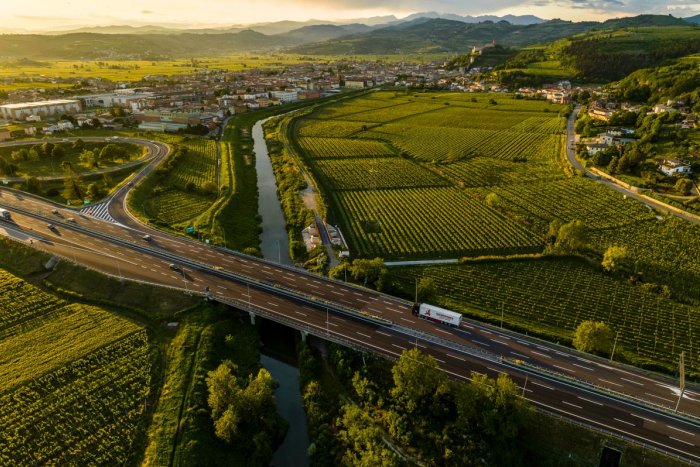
261, 354, 310, 467
252, 119, 293, 266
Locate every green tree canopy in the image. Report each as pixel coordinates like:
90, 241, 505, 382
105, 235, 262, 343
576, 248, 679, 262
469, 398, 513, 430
602, 245, 628, 272
573, 320, 613, 356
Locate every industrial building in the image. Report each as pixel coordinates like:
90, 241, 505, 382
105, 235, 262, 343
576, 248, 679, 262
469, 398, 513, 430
0, 99, 82, 121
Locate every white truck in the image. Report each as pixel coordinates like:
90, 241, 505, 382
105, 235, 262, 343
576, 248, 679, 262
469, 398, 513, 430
412, 303, 462, 327
0, 208, 11, 220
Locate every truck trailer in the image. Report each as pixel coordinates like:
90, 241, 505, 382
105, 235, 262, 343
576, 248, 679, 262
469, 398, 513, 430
0, 208, 11, 220
412, 303, 462, 327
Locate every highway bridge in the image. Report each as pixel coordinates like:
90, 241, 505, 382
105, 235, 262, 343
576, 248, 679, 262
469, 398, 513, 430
0, 138, 698, 463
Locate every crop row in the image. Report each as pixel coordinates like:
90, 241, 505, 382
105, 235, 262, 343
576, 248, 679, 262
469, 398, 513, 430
0, 303, 142, 393
333, 187, 541, 258
398, 108, 561, 133
438, 157, 565, 188
169, 139, 218, 190
393, 258, 698, 373
336, 101, 445, 123
312, 157, 449, 190
298, 119, 370, 138
0, 270, 64, 337
494, 177, 655, 230
0, 331, 151, 465
298, 137, 395, 159
149, 189, 214, 225
590, 218, 700, 303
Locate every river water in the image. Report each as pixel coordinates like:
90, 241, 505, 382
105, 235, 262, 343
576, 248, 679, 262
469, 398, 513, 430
261, 354, 310, 467
252, 119, 293, 266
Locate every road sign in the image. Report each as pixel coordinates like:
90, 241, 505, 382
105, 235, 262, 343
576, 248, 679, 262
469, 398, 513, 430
185, 226, 195, 234
83, 200, 90, 205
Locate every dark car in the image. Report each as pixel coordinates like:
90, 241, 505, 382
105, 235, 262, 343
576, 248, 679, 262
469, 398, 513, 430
169, 263, 181, 272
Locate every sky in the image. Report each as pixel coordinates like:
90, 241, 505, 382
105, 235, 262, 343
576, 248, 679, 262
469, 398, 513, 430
3, 0, 699, 31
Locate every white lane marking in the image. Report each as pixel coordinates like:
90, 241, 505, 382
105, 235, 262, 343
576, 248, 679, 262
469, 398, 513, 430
294, 311, 307, 317
357, 299, 370, 304
493, 339, 510, 346
329, 322, 338, 327
487, 366, 507, 374
667, 425, 696, 437
572, 363, 594, 371
645, 392, 674, 403
669, 437, 695, 447
392, 343, 406, 350
267, 301, 279, 307
481, 329, 492, 335
510, 351, 530, 359
633, 414, 657, 424
577, 396, 604, 406
473, 340, 490, 347
434, 357, 446, 363
495, 335, 510, 340
356, 332, 372, 339
217, 285, 227, 289
614, 418, 636, 427
445, 353, 466, 361
308, 283, 319, 288
600, 378, 624, 387
562, 400, 583, 410
375, 330, 392, 337
620, 377, 644, 386
553, 364, 574, 373
532, 351, 552, 359
516, 340, 530, 346
434, 327, 452, 335
531, 381, 554, 390
331, 290, 343, 296
400, 317, 413, 323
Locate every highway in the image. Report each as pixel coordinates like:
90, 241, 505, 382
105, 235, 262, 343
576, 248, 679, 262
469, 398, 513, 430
0, 138, 699, 462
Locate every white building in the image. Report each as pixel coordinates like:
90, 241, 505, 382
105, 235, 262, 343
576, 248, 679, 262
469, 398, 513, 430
270, 90, 299, 103
0, 99, 82, 121
659, 158, 692, 176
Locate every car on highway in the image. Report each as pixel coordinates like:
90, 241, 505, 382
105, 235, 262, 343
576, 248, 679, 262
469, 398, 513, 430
47, 223, 55, 230
51, 209, 59, 215
143, 234, 151, 241
169, 263, 181, 272
67, 218, 76, 223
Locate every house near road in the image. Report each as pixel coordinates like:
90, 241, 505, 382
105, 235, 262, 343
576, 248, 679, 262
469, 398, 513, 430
659, 158, 692, 176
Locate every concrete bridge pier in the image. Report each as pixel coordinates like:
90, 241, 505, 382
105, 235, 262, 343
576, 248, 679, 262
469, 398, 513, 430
300, 330, 309, 343
248, 311, 256, 325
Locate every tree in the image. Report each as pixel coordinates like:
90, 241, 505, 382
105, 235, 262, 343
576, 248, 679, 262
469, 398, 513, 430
416, 277, 437, 302
349, 258, 387, 289
553, 220, 588, 254
390, 348, 447, 415
72, 138, 85, 150
674, 178, 693, 196
25, 177, 42, 194
602, 245, 628, 272
202, 180, 217, 195
51, 146, 65, 159
337, 404, 399, 467
79, 149, 98, 168
573, 320, 613, 355
86, 183, 101, 200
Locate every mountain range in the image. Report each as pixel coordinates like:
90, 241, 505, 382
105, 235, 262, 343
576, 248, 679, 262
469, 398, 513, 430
0, 14, 695, 60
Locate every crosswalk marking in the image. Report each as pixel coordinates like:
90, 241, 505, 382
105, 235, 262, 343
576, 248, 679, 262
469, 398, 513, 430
79, 202, 116, 223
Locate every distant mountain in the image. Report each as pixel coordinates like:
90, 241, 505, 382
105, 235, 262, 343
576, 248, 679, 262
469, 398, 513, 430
276, 24, 373, 44
684, 14, 700, 24
43, 25, 186, 35
400, 12, 545, 25
291, 15, 696, 55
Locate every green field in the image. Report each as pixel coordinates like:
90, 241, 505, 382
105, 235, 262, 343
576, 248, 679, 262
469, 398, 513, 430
0, 269, 153, 465
292, 91, 567, 259
392, 258, 699, 375
133, 138, 220, 227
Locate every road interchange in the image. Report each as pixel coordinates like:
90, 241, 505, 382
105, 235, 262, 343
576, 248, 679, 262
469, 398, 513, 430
0, 137, 698, 462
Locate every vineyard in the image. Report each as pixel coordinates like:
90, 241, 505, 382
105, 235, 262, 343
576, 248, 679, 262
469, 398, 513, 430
333, 187, 541, 258
168, 139, 218, 190
291, 91, 568, 259
393, 258, 699, 375
0, 269, 152, 465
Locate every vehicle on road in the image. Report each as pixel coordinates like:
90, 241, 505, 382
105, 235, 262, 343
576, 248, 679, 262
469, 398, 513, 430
47, 223, 55, 230
412, 302, 462, 326
169, 263, 181, 272
67, 218, 76, 223
0, 208, 11, 220
51, 209, 59, 215
143, 234, 151, 241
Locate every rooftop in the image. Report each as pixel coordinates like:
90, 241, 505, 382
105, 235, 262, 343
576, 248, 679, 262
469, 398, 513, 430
0, 99, 80, 109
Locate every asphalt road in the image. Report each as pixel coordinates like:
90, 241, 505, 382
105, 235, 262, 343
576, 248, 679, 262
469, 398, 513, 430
0, 136, 699, 462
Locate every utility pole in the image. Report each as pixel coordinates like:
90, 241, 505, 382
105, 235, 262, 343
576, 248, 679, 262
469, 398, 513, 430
675, 352, 686, 412
610, 331, 620, 362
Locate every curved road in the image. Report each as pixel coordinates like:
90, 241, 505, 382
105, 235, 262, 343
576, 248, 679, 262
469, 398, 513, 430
0, 135, 699, 462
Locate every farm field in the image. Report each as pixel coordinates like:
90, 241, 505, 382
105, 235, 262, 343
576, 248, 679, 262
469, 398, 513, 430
136, 138, 220, 228
292, 90, 568, 259
392, 258, 699, 375
0, 269, 152, 465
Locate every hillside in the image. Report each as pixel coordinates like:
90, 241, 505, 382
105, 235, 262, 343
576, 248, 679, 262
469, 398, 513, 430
608, 54, 700, 104
291, 15, 693, 55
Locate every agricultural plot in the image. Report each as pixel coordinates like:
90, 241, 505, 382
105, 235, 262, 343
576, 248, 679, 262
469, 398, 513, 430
393, 259, 699, 374
298, 137, 395, 159
298, 119, 371, 138
333, 187, 541, 258
438, 157, 564, 188
494, 178, 655, 230
169, 139, 218, 190
590, 218, 700, 303
313, 157, 449, 191
0, 270, 152, 465
148, 190, 215, 225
